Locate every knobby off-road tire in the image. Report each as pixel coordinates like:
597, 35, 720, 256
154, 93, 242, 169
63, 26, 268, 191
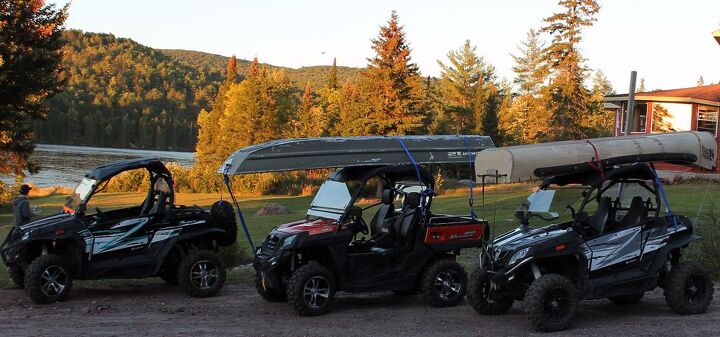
467, 268, 514, 315
664, 262, 714, 315
525, 274, 578, 332
211, 200, 238, 246
256, 271, 287, 302
8, 265, 25, 289
608, 293, 644, 305
287, 262, 336, 316
24, 255, 73, 304
421, 259, 467, 307
177, 250, 227, 298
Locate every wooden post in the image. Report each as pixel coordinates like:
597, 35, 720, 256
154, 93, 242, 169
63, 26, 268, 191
624, 71, 638, 136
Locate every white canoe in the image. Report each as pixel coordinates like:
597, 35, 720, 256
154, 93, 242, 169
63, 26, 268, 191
475, 131, 717, 182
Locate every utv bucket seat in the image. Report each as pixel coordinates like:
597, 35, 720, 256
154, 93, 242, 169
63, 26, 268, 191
370, 192, 421, 257
621, 196, 647, 228
589, 196, 612, 236
370, 189, 395, 236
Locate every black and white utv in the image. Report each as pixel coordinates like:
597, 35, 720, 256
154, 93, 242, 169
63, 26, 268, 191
2, 158, 238, 304
469, 132, 717, 332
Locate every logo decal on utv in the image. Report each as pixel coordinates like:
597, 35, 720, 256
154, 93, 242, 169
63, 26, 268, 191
450, 230, 477, 240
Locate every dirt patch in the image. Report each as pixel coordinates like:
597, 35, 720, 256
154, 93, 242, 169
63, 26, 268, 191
255, 203, 291, 215
0, 281, 717, 337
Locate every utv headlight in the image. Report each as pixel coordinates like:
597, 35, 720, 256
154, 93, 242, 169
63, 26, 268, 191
281, 234, 298, 249
508, 247, 531, 266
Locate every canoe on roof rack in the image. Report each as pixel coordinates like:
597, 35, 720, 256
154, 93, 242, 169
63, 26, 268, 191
475, 131, 717, 182
219, 135, 495, 175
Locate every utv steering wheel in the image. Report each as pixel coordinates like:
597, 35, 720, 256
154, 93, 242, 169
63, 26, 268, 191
95, 207, 106, 221
566, 204, 576, 218
356, 216, 369, 235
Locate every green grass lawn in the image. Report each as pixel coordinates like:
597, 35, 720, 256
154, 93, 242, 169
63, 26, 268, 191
2, 181, 719, 287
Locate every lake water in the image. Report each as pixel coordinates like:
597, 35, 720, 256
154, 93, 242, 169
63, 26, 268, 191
2, 144, 195, 188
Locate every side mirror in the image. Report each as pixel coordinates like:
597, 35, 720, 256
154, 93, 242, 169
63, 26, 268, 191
348, 206, 362, 218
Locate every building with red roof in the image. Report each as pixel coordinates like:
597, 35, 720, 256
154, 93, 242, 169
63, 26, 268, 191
605, 84, 720, 171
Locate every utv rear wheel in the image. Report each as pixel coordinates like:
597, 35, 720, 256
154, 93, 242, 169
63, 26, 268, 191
8, 265, 25, 289
287, 262, 336, 316
177, 250, 226, 298
467, 268, 513, 315
256, 271, 287, 302
211, 201, 238, 246
25, 255, 73, 304
525, 274, 577, 332
608, 293, 644, 305
421, 259, 467, 307
664, 262, 714, 315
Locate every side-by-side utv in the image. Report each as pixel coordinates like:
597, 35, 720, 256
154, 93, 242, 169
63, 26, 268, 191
2, 159, 237, 304
469, 132, 717, 332
219, 135, 494, 315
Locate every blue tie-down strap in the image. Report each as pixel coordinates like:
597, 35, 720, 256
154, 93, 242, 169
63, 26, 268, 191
223, 172, 256, 255
650, 164, 678, 227
395, 137, 434, 217
463, 136, 477, 220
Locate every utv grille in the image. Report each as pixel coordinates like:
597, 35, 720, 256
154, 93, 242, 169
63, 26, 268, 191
261, 235, 281, 254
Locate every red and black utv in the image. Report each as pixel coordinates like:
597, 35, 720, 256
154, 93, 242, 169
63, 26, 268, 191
219, 135, 494, 315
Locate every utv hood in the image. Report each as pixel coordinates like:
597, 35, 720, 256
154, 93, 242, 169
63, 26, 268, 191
492, 224, 569, 260
18, 212, 74, 233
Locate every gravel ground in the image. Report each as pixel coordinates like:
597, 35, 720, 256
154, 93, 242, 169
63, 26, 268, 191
0, 281, 717, 337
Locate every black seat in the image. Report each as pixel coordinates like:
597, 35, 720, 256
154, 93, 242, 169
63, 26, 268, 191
370, 189, 395, 236
370, 192, 421, 256
621, 196, 646, 228
393, 192, 421, 249
589, 197, 611, 236
149, 191, 168, 214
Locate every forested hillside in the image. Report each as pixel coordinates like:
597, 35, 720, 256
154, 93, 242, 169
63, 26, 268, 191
161, 49, 360, 88
34, 31, 360, 151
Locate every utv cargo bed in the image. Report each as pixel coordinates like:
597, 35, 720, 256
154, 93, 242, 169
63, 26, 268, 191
220, 135, 494, 175
474, 131, 717, 182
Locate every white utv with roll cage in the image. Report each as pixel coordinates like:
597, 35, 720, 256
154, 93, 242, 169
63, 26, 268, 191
469, 132, 717, 332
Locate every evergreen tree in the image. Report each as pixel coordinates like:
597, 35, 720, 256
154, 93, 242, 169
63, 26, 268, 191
508, 30, 549, 144
637, 77, 646, 93
328, 57, 338, 90
437, 40, 495, 134
195, 56, 239, 170
0, 0, 67, 175
292, 82, 326, 137
362, 11, 425, 135
218, 58, 294, 156
584, 70, 615, 137
540, 0, 600, 141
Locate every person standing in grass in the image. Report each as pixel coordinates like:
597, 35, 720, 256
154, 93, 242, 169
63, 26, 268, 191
13, 184, 38, 228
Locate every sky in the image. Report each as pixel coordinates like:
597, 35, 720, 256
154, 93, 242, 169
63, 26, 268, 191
49, 0, 720, 92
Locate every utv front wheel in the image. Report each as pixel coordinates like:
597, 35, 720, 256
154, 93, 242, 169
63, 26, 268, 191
525, 274, 578, 332
177, 250, 227, 298
467, 268, 513, 315
256, 271, 287, 302
8, 265, 25, 289
664, 262, 714, 315
421, 259, 467, 307
287, 262, 336, 316
24, 255, 73, 304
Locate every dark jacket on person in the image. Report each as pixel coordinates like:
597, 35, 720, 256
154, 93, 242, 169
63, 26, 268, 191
13, 195, 32, 228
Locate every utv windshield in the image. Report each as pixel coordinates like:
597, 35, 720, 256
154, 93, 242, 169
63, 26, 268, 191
307, 180, 353, 220
64, 177, 97, 213
524, 185, 587, 224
